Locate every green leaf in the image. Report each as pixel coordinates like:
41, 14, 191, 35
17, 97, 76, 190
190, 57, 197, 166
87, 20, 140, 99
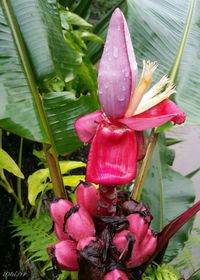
0, 147, 24, 178
63, 175, 85, 187
141, 136, 195, 262
0, 3, 48, 142
43, 91, 98, 154
60, 10, 92, 28
127, 0, 200, 124
166, 137, 182, 147
10, 0, 81, 82
28, 160, 85, 205
59, 161, 86, 174
79, 31, 104, 44
76, 57, 98, 95
186, 167, 200, 179
11, 211, 56, 264
28, 168, 50, 206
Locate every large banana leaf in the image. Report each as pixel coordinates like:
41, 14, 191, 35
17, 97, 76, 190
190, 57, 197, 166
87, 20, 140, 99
0, 3, 48, 142
43, 92, 98, 154
127, 0, 200, 124
142, 136, 195, 262
10, 0, 81, 82
0, 0, 85, 148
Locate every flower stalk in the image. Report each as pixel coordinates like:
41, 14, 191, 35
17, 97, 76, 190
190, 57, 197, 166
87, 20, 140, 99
132, 129, 158, 201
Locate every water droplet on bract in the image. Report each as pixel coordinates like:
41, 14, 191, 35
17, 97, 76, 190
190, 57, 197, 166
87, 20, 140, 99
98, 89, 103, 95
122, 85, 126, 91
117, 25, 121, 31
104, 84, 109, 89
125, 71, 129, 78
113, 47, 118, 59
117, 94, 125, 102
122, 69, 125, 73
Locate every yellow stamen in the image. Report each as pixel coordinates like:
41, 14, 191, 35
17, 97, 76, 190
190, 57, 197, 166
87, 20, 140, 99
134, 83, 176, 115
141, 75, 169, 102
125, 60, 158, 117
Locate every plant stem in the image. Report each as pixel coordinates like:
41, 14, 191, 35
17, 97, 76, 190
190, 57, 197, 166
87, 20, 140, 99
17, 137, 24, 209
131, 129, 158, 201
169, 0, 196, 82
1, 0, 66, 199
44, 145, 67, 199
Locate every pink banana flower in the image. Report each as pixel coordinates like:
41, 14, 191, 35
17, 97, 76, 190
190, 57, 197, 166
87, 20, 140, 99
75, 8, 185, 185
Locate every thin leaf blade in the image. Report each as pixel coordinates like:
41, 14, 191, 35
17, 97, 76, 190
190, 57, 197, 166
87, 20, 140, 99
0, 147, 24, 178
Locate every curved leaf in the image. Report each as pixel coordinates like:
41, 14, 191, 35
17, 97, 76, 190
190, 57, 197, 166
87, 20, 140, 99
127, 0, 200, 124
0, 147, 24, 178
0, 3, 48, 142
10, 0, 81, 82
43, 91, 98, 154
63, 175, 85, 187
59, 161, 86, 174
141, 136, 195, 262
28, 161, 85, 205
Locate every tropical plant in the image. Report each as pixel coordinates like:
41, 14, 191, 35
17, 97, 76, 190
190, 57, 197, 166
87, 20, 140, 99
0, 0, 200, 279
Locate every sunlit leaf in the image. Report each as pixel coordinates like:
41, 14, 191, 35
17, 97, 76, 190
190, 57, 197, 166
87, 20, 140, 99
0, 147, 24, 179
63, 175, 85, 187
60, 9, 92, 28
28, 161, 85, 205
59, 161, 86, 174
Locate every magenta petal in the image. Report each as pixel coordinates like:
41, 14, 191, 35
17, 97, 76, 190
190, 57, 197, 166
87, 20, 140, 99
76, 181, 100, 217
103, 269, 129, 280
64, 206, 96, 242
54, 223, 69, 241
86, 123, 137, 185
98, 8, 137, 119
119, 100, 186, 131
50, 199, 73, 226
47, 240, 78, 271
74, 111, 103, 143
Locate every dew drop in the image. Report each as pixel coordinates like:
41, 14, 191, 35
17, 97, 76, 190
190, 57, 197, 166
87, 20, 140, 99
113, 47, 119, 58
122, 85, 126, 91
117, 25, 121, 31
98, 89, 103, 95
125, 71, 129, 78
117, 94, 125, 102
104, 84, 109, 89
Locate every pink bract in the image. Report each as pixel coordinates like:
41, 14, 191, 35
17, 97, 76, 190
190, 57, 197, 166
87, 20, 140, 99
50, 198, 73, 226
103, 269, 129, 280
76, 181, 100, 217
74, 8, 186, 186
47, 240, 78, 271
86, 123, 137, 185
98, 8, 137, 120
64, 205, 96, 242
